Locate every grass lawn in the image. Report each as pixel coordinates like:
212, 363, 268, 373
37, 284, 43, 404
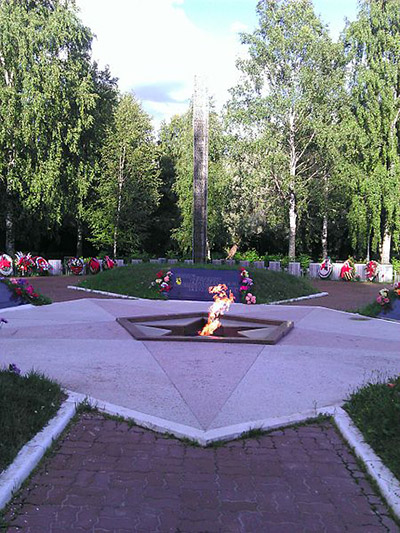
78, 263, 318, 303
357, 289, 397, 318
343, 375, 400, 482
0, 370, 65, 472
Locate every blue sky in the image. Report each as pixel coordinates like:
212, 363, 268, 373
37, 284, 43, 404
76, 0, 359, 128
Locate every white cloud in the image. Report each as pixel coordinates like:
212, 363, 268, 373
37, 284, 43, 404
75, 0, 245, 127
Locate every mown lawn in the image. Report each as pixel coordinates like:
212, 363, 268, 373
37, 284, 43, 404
78, 263, 318, 303
343, 375, 400, 482
0, 370, 65, 472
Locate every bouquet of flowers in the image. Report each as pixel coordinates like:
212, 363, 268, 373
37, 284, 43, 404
239, 267, 256, 304
151, 270, 173, 293
365, 260, 379, 282
393, 282, 400, 297
376, 288, 390, 307
15, 252, 35, 276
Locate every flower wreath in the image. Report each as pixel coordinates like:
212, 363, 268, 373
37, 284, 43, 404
0, 254, 13, 276
365, 260, 379, 282
15, 252, 35, 276
68, 257, 85, 275
239, 267, 256, 304
102, 256, 116, 270
152, 270, 173, 293
318, 257, 333, 279
340, 258, 355, 281
88, 257, 101, 275
34, 256, 51, 274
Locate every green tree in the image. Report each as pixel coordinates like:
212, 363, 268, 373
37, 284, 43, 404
227, 0, 345, 259
0, 0, 103, 253
89, 94, 160, 257
344, 0, 400, 263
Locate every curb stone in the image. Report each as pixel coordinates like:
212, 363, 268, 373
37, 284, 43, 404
67, 285, 138, 299
0, 392, 80, 511
1, 393, 399, 522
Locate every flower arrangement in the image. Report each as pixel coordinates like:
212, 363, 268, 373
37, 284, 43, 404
102, 256, 116, 270
15, 252, 35, 276
340, 257, 355, 281
68, 257, 85, 275
394, 282, 400, 297
376, 288, 390, 307
365, 260, 379, 282
34, 256, 51, 275
1, 278, 50, 305
318, 257, 333, 279
87, 257, 101, 275
239, 267, 256, 304
151, 270, 173, 293
0, 254, 13, 276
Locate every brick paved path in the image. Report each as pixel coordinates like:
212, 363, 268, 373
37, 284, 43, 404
4, 414, 398, 532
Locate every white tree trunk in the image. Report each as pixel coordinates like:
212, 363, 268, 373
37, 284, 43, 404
321, 214, 328, 259
380, 227, 391, 264
288, 109, 297, 260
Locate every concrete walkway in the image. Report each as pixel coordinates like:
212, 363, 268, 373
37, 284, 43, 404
1, 288, 400, 531
1, 298, 399, 437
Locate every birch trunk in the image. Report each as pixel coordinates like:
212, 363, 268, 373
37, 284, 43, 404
380, 227, 391, 264
288, 109, 297, 260
321, 174, 328, 259
76, 221, 83, 257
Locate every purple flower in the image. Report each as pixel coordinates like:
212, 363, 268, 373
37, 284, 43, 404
8, 363, 21, 375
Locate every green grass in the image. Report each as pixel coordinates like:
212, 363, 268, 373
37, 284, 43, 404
357, 289, 397, 318
78, 263, 317, 303
0, 370, 65, 472
343, 375, 400, 481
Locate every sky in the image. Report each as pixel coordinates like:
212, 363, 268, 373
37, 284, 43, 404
75, 0, 359, 129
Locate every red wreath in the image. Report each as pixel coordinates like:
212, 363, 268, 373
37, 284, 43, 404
340, 260, 354, 281
365, 260, 379, 282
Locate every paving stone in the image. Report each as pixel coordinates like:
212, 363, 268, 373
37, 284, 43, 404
3, 415, 397, 532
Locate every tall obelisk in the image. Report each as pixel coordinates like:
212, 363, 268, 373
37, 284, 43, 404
192, 75, 208, 264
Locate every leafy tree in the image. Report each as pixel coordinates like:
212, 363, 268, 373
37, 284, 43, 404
0, 0, 103, 253
226, 0, 345, 259
344, 0, 400, 263
89, 94, 160, 257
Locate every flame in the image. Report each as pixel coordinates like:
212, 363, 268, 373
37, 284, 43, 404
199, 284, 235, 336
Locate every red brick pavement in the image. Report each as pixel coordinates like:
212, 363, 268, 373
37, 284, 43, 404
4, 414, 399, 532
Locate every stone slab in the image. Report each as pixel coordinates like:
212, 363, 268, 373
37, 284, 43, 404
167, 267, 241, 302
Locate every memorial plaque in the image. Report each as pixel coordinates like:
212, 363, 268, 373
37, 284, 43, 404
0, 282, 27, 309
377, 298, 400, 321
167, 268, 241, 302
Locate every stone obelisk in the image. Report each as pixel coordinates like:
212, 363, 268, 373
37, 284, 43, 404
192, 75, 208, 264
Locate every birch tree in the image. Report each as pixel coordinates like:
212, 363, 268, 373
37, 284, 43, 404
89, 94, 160, 256
344, 0, 400, 263
227, 0, 344, 259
